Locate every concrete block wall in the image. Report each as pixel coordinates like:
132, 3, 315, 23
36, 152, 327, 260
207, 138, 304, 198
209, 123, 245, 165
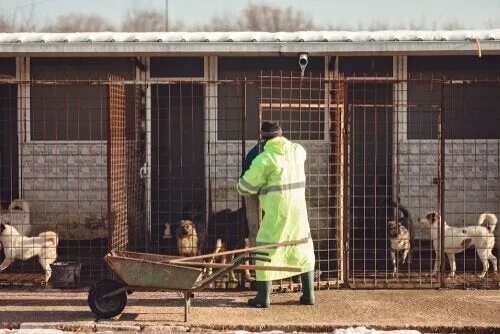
21, 142, 108, 239
398, 140, 500, 240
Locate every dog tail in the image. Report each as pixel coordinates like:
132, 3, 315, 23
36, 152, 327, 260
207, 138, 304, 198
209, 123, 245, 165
38, 231, 59, 246
478, 213, 498, 234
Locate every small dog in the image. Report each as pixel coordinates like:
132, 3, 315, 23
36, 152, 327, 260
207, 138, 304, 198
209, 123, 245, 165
420, 211, 498, 278
205, 208, 252, 283
0, 223, 59, 284
163, 206, 252, 283
205, 237, 251, 284
176, 219, 200, 257
387, 201, 413, 275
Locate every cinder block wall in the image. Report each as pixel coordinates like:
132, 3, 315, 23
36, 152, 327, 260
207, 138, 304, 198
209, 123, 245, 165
23, 138, 499, 245
21, 142, 108, 239
398, 140, 500, 241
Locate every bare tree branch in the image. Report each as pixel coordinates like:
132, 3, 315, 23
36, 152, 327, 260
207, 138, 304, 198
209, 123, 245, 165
121, 9, 183, 31
43, 13, 114, 32
6, 2, 38, 32
240, 4, 314, 31
440, 20, 466, 30
0, 15, 13, 32
485, 18, 500, 29
200, 4, 315, 32
197, 12, 239, 31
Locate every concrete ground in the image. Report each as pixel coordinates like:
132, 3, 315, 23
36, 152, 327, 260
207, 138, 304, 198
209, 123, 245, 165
0, 289, 498, 333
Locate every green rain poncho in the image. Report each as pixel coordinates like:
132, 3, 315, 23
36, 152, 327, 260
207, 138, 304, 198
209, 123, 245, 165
237, 136, 315, 281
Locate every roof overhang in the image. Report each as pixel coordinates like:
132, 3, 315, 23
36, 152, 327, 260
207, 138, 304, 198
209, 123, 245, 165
0, 41, 499, 56
0, 31, 499, 56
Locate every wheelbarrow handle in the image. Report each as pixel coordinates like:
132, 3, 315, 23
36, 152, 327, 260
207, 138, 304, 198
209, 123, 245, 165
169, 238, 309, 264
250, 251, 269, 256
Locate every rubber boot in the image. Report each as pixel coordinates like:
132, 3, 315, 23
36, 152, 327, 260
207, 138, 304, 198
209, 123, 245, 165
248, 281, 271, 308
299, 271, 315, 305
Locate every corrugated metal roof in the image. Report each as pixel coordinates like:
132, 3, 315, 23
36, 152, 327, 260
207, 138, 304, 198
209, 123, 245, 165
1, 30, 499, 43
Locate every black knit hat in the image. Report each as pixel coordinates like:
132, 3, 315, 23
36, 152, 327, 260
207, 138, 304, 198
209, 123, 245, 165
261, 121, 282, 139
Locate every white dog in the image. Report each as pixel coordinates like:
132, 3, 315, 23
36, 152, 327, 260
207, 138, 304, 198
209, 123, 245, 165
0, 223, 59, 284
420, 211, 498, 278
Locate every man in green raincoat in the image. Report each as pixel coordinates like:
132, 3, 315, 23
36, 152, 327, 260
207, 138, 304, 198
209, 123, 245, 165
237, 121, 315, 308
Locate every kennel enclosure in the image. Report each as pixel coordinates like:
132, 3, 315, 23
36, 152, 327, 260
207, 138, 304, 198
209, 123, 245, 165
0, 31, 499, 289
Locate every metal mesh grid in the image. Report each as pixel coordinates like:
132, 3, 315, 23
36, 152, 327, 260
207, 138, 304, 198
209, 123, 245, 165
1, 80, 111, 285
347, 77, 500, 289
259, 72, 344, 289
108, 76, 128, 252
0, 74, 498, 289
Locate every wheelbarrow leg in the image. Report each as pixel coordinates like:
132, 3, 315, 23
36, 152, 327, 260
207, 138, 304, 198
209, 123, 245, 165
183, 291, 191, 322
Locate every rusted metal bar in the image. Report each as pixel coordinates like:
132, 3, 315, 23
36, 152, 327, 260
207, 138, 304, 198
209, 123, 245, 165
439, 78, 446, 288
174, 262, 302, 272
169, 238, 308, 263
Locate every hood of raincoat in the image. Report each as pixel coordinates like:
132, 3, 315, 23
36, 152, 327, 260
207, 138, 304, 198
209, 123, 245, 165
263, 136, 288, 156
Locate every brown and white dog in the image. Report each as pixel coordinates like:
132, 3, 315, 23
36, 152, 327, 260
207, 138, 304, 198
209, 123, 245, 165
175, 219, 200, 257
0, 223, 59, 284
387, 202, 413, 275
420, 211, 498, 278
204, 208, 252, 283
164, 207, 252, 282
205, 236, 251, 283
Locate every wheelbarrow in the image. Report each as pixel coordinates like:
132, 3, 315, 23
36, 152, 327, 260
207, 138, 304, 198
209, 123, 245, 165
87, 238, 307, 322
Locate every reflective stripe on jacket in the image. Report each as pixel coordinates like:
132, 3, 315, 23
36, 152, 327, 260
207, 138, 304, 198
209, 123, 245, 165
237, 136, 315, 281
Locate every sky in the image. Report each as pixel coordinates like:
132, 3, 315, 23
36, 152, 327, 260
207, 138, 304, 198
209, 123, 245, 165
0, 0, 499, 30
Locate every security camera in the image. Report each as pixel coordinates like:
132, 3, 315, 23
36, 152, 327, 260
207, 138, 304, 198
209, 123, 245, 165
299, 53, 308, 77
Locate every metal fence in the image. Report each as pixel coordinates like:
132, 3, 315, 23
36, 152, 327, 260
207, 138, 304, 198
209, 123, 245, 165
0, 76, 498, 289
347, 77, 500, 289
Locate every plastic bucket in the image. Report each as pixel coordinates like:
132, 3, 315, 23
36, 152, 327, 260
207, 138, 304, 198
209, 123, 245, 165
51, 262, 82, 289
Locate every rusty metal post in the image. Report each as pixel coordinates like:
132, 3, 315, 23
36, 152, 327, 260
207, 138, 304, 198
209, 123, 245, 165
439, 78, 446, 287
241, 78, 247, 179
342, 78, 350, 287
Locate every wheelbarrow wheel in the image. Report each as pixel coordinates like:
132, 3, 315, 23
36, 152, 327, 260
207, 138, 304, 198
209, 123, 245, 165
88, 279, 127, 319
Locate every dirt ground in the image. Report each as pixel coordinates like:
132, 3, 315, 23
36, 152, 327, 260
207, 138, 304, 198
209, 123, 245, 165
0, 289, 498, 333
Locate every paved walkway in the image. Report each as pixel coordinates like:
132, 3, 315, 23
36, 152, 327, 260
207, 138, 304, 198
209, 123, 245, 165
0, 289, 498, 333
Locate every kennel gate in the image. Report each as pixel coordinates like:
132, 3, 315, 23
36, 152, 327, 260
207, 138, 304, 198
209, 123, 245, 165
257, 72, 346, 289
346, 77, 500, 289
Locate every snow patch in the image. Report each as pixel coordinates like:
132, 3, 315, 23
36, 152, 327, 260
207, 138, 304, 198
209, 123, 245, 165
0, 30, 498, 43
231, 327, 420, 334
332, 327, 420, 334
0, 330, 73, 334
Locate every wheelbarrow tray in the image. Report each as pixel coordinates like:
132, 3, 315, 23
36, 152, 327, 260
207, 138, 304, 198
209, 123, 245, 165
105, 251, 202, 290
90, 239, 309, 322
